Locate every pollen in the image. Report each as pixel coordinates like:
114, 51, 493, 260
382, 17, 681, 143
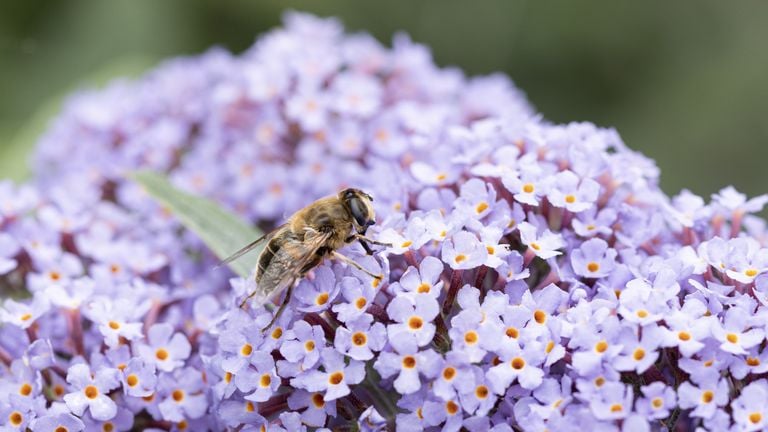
445, 400, 459, 415
530, 242, 541, 251
546, 340, 555, 354
240, 343, 253, 356
436, 173, 447, 181
636, 309, 648, 319
750, 412, 763, 424
172, 389, 185, 402
454, 254, 467, 263
355, 297, 367, 309
522, 183, 535, 194
506, 327, 519, 338
586, 224, 596, 231
9, 411, 23, 426
108, 321, 120, 330
84, 385, 99, 399
116, 363, 126, 371
726, 333, 739, 344
534, 309, 547, 324
245, 401, 256, 412
486, 246, 495, 254
315, 292, 329, 305
352, 332, 367, 346
701, 390, 714, 403
747, 357, 761, 367
678, 331, 691, 341
259, 374, 272, 387
328, 371, 344, 385
223, 372, 232, 383
304, 340, 315, 351
511, 357, 525, 370
20, 313, 32, 321
271, 327, 283, 339
475, 201, 489, 214
609, 403, 623, 413
745, 269, 759, 277
475, 385, 489, 399
401, 240, 413, 248
417, 283, 431, 293
19, 383, 32, 396
565, 194, 576, 204
595, 340, 608, 353
126, 374, 139, 387
408, 316, 424, 330
372, 277, 382, 288
402, 355, 417, 369
155, 348, 169, 361
442, 367, 456, 380
703, 359, 714, 367
652, 397, 663, 409
311, 393, 325, 408
587, 262, 599, 273
464, 330, 479, 345
439, 230, 447, 238
633, 348, 646, 361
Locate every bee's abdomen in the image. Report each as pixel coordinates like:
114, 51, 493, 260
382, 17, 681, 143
256, 235, 282, 283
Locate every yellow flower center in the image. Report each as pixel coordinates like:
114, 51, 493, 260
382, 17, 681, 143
328, 372, 344, 385
259, 374, 271, 388
19, 383, 32, 396
633, 348, 646, 361
534, 309, 547, 324
8, 411, 23, 426
172, 389, 184, 402
352, 332, 367, 346
476, 201, 489, 214
678, 331, 691, 341
587, 262, 599, 273
304, 340, 315, 352
402, 355, 417, 369
241, 343, 253, 356
108, 321, 120, 330
522, 183, 535, 193
701, 390, 714, 403
84, 385, 99, 399
475, 385, 489, 399
726, 333, 739, 344
408, 316, 423, 330
155, 348, 169, 361
355, 297, 367, 309
595, 340, 608, 353
750, 412, 762, 424
315, 292, 329, 306
442, 367, 456, 381
511, 357, 525, 370
126, 374, 139, 387
652, 397, 663, 409
565, 194, 576, 204
464, 330, 479, 345
312, 393, 326, 408
454, 254, 467, 263
417, 283, 431, 293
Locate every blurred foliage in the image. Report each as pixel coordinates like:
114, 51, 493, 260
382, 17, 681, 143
1, 0, 767, 201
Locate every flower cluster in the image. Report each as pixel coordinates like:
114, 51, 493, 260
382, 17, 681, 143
2, 11, 768, 432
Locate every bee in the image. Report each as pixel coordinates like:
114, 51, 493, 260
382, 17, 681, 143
219, 188, 389, 329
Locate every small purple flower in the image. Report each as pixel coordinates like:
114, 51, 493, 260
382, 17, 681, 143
634, 382, 676, 420
332, 276, 376, 323
547, 170, 600, 213
294, 266, 340, 313
570, 238, 616, 278
287, 390, 337, 427
732, 381, 768, 431
237, 352, 281, 403
136, 323, 192, 372
335, 314, 387, 361
518, 222, 563, 260
291, 348, 365, 401
441, 231, 488, 270
30, 412, 85, 432
0, 297, 49, 329
157, 367, 208, 422
279, 320, 325, 372
63, 363, 120, 421
677, 376, 729, 419
374, 344, 440, 395
386, 295, 439, 352
0, 233, 19, 274
121, 358, 157, 398
217, 398, 267, 428
391, 256, 445, 301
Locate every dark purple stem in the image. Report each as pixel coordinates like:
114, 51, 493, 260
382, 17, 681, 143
442, 269, 463, 317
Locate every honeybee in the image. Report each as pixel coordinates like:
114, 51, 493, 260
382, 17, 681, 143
219, 188, 389, 329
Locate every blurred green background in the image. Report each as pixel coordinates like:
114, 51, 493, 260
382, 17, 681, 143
1, 0, 767, 200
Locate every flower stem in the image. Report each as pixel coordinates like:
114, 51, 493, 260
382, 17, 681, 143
442, 269, 463, 317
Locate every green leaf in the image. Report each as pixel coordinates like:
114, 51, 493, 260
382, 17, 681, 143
130, 171, 262, 279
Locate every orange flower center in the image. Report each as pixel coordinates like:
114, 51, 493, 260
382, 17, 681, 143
84, 385, 99, 399
328, 372, 344, 385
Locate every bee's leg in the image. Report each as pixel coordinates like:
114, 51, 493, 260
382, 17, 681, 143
351, 233, 392, 247
332, 251, 382, 280
239, 289, 258, 309
344, 234, 375, 255
261, 280, 295, 331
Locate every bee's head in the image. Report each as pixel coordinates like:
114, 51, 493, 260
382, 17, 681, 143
340, 188, 376, 234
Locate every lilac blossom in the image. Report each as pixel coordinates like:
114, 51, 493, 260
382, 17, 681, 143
2, 10, 768, 431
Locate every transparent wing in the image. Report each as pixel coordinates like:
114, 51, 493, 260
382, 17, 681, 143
216, 224, 286, 268
246, 228, 332, 307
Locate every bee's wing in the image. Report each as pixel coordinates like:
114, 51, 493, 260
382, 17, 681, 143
248, 228, 332, 307
216, 224, 287, 268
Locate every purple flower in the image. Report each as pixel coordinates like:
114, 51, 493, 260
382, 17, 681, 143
391, 256, 445, 301
136, 323, 192, 372
287, 390, 337, 427
237, 352, 281, 403
547, 170, 600, 213
335, 314, 387, 361
291, 348, 365, 401
441, 231, 488, 270
30, 412, 85, 432
331, 276, 376, 323
294, 266, 340, 313
279, 320, 325, 372
63, 363, 120, 421
386, 295, 439, 352
373, 344, 440, 395
157, 367, 208, 422
570, 238, 617, 278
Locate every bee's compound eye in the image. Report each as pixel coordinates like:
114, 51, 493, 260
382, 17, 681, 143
349, 197, 371, 227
